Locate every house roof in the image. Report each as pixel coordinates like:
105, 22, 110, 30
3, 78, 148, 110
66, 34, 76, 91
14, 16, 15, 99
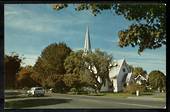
135, 75, 147, 81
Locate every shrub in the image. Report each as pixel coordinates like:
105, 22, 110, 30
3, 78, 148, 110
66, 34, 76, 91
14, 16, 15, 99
124, 83, 145, 94
70, 88, 77, 92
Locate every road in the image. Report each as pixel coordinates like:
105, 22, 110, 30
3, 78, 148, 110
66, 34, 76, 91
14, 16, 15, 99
5, 92, 166, 109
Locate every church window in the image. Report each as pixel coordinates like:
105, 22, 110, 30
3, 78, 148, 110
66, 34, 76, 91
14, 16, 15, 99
123, 68, 126, 72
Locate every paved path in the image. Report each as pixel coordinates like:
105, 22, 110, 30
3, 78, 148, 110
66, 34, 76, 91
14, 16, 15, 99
127, 96, 165, 101
5, 93, 166, 109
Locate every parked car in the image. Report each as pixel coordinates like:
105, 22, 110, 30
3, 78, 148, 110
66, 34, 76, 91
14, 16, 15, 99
27, 87, 45, 96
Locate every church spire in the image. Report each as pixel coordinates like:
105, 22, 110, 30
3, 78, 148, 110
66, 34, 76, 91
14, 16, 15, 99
83, 26, 91, 55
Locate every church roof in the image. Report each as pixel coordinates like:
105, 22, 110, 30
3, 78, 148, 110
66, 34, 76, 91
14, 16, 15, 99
83, 26, 91, 54
109, 59, 126, 78
126, 72, 133, 82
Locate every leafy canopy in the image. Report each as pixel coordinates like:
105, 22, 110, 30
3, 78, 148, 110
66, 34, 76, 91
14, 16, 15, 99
83, 49, 112, 91
148, 70, 166, 90
64, 49, 112, 92
33, 42, 72, 91
16, 66, 39, 88
64, 50, 95, 90
52, 3, 166, 54
34, 42, 72, 76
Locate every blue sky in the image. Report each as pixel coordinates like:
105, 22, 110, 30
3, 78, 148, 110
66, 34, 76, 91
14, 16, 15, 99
5, 4, 166, 74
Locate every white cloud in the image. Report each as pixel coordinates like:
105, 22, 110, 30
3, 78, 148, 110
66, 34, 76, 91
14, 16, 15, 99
5, 4, 95, 35
5, 15, 56, 33
5, 11, 18, 16
108, 48, 166, 61
21, 54, 39, 66
3, 3, 135, 36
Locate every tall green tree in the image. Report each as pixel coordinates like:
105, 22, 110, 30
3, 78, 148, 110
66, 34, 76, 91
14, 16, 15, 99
45, 75, 66, 92
5, 53, 22, 89
34, 42, 72, 75
64, 50, 84, 75
52, 3, 166, 54
64, 50, 94, 91
84, 49, 112, 92
148, 70, 166, 91
63, 73, 82, 91
33, 42, 72, 91
64, 49, 112, 92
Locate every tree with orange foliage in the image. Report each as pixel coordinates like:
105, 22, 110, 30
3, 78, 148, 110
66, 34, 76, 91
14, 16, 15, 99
16, 66, 40, 89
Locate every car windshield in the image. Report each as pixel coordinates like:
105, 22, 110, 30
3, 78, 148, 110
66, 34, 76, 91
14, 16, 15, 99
30, 87, 43, 90
35, 87, 43, 90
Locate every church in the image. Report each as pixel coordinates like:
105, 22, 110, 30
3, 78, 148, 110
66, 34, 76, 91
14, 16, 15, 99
82, 27, 134, 92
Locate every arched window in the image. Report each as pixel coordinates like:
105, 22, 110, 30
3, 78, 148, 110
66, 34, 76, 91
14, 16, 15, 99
123, 68, 126, 72
122, 73, 128, 83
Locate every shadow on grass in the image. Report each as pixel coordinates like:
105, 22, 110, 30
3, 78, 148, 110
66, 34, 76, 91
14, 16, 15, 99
5, 94, 52, 99
5, 98, 72, 109
88, 93, 105, 96
5, 91, 22, 96
5, 96, 28, 99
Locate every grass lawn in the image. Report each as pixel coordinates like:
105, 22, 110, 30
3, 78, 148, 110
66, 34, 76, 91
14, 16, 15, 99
86, 92, 132, 98
102, 93, 132, 98
81, 91, 166, 99
67, 91, 157, 98
153, 93, 166, 98
153, 95, 166, 98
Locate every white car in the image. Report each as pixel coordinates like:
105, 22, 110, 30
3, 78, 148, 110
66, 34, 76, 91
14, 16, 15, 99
27, 87, 45, 96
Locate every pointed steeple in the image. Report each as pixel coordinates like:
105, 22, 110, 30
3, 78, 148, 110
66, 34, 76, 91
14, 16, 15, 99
83, 26, 91, 55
